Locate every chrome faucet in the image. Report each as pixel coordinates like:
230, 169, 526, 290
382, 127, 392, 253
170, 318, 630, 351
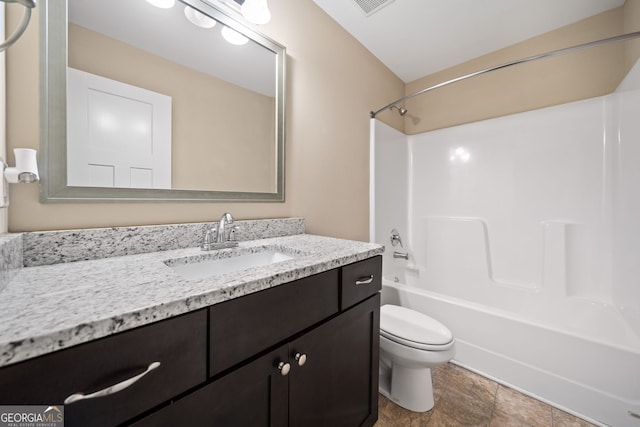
201, 212, 239, 251
215, 212, 234, 243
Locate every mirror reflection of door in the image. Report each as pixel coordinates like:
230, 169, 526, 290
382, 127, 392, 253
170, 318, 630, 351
67, 68, 172, 189
65, 0, 279, 194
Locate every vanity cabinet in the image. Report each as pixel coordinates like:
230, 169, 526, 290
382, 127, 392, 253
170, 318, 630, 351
288, 294, 379, 427
0, 309, 207, 427
133, 344, 291, 426
0, 255, 382, 427
208, 267, 341, 377
132, 293, 380, 427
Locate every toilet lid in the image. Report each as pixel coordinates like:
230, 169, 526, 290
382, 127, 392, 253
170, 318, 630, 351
380, 305, 453, 349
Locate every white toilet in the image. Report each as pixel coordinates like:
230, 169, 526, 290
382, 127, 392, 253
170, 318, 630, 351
379, 304, 455, 412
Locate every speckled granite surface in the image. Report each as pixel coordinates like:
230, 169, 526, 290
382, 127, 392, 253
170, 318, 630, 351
0, 234, 22, 292
0, 234, 382, 367
23, 218, 305, 267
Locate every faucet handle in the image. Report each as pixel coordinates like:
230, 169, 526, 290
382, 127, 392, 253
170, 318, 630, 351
229, 225, 240, 241
201, 228, 217, 251
390, 228, 403, 247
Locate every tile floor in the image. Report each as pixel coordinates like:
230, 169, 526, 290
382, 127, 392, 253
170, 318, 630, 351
375, 363, 597, 427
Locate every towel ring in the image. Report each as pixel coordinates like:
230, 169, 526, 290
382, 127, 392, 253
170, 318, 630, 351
0, 0, 36, 52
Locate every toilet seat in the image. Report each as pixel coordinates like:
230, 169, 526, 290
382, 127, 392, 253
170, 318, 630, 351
380, 305, 454, 351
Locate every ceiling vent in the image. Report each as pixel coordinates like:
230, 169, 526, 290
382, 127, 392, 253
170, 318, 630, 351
352, 0, 395, 17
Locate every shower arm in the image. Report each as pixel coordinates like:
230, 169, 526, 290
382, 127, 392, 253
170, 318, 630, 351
0, 0, 36, 53
370, 30, 640, 119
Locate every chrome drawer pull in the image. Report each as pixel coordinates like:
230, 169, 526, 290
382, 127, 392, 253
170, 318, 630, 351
64, 361, 161, 405
355, 275, 374, 285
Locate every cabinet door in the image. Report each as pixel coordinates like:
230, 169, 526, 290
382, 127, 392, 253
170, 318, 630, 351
131, 345, 289, 427
289, 294, 380, 427
0, 310, 206, 427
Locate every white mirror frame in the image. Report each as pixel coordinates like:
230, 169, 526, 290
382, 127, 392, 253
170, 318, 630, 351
40, 0, 286, 202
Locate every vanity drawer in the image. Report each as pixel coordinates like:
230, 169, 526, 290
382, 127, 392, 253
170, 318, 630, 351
0, 309, 207, 427
209, 268, 339, 376
341, 256, 382, 309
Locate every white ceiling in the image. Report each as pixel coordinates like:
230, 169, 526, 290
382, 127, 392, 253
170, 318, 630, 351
312, 0, 625, 82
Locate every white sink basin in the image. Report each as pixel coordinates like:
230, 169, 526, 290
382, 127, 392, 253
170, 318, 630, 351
166, 249, 298, 280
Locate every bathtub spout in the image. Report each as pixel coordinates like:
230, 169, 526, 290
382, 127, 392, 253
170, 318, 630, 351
393, 251, 409, 260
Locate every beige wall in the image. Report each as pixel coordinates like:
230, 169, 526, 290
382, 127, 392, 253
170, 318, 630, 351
69, 24, 276, 193
6, 0, 404, 240
625, 0, 640, 71
9, 1, 634, 239
405, 7, 627, 134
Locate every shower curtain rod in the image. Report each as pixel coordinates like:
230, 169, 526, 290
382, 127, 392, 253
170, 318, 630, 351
370, 30, 640, 118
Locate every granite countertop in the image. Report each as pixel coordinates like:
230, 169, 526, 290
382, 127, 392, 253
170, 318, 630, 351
0, 234, 383, 368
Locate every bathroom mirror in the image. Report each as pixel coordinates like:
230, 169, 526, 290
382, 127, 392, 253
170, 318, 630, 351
40, 0, 286, 202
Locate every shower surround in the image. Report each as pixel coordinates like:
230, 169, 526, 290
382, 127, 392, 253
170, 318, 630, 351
370, 64, 640, 427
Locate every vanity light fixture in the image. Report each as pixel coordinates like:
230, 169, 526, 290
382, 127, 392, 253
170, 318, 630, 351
184, 5, 217, 28
145, 0, 175, 9
240, 0, 271, 25
0, 148, 40, 208
221, 26, 249, 45
221, 0, 271, 25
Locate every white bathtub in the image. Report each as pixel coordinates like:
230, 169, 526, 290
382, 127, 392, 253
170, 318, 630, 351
381, 277, 640, 427
371, 75, 640, 427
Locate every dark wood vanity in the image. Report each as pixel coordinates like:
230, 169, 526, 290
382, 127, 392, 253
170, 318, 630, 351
0, 256, 382, 427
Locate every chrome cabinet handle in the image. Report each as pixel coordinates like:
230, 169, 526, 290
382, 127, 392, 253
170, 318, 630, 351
355, 275, 374, 285
277, 361, 291, 376
64, 361, 161, 405
295, 353, 307, 366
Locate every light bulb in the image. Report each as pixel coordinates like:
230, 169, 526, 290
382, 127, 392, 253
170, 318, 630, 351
240, 0, 271, 25
184, 6, 217, 28
221, 26, 248, 45
145, 0, 175, 9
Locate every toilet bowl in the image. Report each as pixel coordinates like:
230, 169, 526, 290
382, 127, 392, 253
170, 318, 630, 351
379, 304, 455, 412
